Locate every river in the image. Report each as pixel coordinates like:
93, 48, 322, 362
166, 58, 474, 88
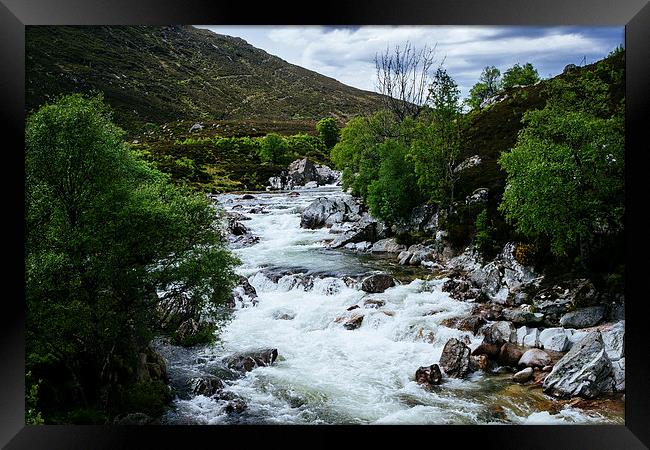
159, 186, 624, 425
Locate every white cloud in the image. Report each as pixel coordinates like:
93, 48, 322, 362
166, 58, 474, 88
196, 25, 623, 99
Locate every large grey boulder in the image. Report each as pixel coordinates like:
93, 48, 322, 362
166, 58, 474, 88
542, 332, 614, 398
439, 338, 473, 378
328, 215, 379, 249
518, 348, 551, 368
370, 238, 406, 254
481, 321, 517, 346
601, 321, 625, 360
538, 327, 571, 352
516, 326, 541, 348
512, 367, 534, 383
300, 196, 361, 229
225, 348, 278, 372
533, 278, 599, 321
611, 358, 625, 392
559, 305, 606, 329
190, 376, 224, 396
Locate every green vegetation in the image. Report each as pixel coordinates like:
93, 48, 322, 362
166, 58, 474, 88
316, 117, 341, 149
25, 94, 239, 423
259, 132, 289, 164
501, 63, 540, 90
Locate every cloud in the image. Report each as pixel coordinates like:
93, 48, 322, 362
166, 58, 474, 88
196, 25, 623, 99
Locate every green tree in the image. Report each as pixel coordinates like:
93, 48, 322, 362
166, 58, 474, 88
410, 68, 463, 210
316, 117, 340, 150
258, 133, 288, 164
466, 66, 501, 110
26, 94, 239, 422
498, 107, 624, 259
367, 139, 425, 224
501, 63, 540, 90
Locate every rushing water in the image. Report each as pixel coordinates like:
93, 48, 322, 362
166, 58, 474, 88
160, 186, 624, 425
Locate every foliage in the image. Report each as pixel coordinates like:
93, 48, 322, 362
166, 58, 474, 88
316, 117, 340, 149
25, 94, 239, 422
474, 209, 498, 260
467, 66, 502, 110
501, 63, 540, 90
367, 139, 426, 224
498, 106, 624, 257
410, 68, 463, 209
26, 371, 45, 425
514, 243, 538, 266
258, 133, 289, 164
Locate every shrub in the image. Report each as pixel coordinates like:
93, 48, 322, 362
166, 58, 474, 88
316, 117, 340, 149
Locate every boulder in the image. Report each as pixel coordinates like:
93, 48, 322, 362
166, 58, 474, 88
363, 298, 385, 309
415, 364, 443, 386
472, 342, 500, 358
370, 238, 406, 254
533, 278, 599, 322
439, 338, 472, 378
470, 354, 490, 372
230, 275, 258, 308
542, 332, 614, 398
175, 318, 200, 344
601, 321, 625, 360
559, 305, 606, 329
512, 367, 534, 383
443, 316, 486, 335
518, 349, 552, 368
343, 311, 364, 330
398, 251, 412, 265
300, 196, 361, 229
361, 274, 396, 293
223, 399, 248, 414
225, 348, 278, 372
538, 327, 570, 352
611, 358, 625, 392
328, 217, 379, 249
482, 321, 517, 346
503, 308, 544, 326
465, 188, 488, 205
241, 194, 256, 200
497, 343, 526, 367
190, 376, 224, 396
516, 326, 540, 348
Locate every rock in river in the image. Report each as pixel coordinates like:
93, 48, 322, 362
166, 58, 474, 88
481, 321, 517, 346
225, 348, 278, 372
559, 305, 607, 329
512, 367, 534, 383
190, 376, 224, 396
518, 348, 551, 368
361, 274, 397, 293
415, 364, 443, 386
439, 338, 472, 378
542, 332, 614, 399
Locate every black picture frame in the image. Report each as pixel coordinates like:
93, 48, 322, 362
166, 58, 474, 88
1, 0, 647, 447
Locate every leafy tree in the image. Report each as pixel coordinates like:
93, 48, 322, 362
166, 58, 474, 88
410, 68, 463, 210
501, 63, 540, 90
258, 133, 289, 164
316, 117, 340, 150
367, 139, 425, 224
498, 107, 624, 259
466, 66, 501, 110
26, 94, 239, 422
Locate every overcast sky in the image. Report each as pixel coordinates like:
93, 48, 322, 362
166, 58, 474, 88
196, 26, 623, 99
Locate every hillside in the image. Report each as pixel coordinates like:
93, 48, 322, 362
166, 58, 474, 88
26, 25, 386, 132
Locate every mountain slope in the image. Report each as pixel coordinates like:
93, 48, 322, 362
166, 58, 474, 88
26, 25, 386, 130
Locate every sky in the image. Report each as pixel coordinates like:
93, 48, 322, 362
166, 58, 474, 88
196, 25, 623, 100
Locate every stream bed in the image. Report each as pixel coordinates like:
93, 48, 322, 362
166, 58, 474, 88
159, 186, 624, 425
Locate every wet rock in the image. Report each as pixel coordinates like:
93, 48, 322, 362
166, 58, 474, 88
516, 326, 540, 348
415, 364, 442, 386
370, 238, 406, 254
346, 305, 360, 311
227, 219, 249, 236
472, 342, 500, 359
300, 196, 361, 229
343, 311, 364, 330
497, 343, 526, 367
361, 274, 396, 293
470, 354, 490, 372
288, 191, 300, 197
175, 318, 200, 344
601, 321, 625, 360
363, 298, 385, 309
442, 315, 486, 335
241, 194, 256, 200
439, 338, 472, 378
538, 327, 570, 352
225, 211, 251, 221
518, 349, 552, 368
398, 251, 412, 265
225, 348, 278, 372
223, 399, 247, 414
407, 244, 435, 265
481, 321, 517, 346
272, 310, 296, 320
512, 367, 534, 383
503, 308, 544, 326
190, 376, 224, 396
328, 217, 378, 248
559, 305, 606, 329
230, 275, 258, 308
533, 278, 599, 323
611, 358, 625, 392
543, 332, 614, 398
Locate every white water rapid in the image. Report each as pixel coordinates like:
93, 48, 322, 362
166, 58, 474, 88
160, 186, 623, 425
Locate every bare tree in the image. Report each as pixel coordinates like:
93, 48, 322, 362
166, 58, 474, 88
375, 41, 438, 122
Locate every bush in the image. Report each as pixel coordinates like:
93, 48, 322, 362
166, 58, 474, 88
258, 132, 289, 164
316, 117, 340, 149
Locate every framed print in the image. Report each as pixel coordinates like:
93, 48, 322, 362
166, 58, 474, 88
1, 0, 648, 447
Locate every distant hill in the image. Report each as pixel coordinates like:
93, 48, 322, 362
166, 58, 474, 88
26, 25, 386, 131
